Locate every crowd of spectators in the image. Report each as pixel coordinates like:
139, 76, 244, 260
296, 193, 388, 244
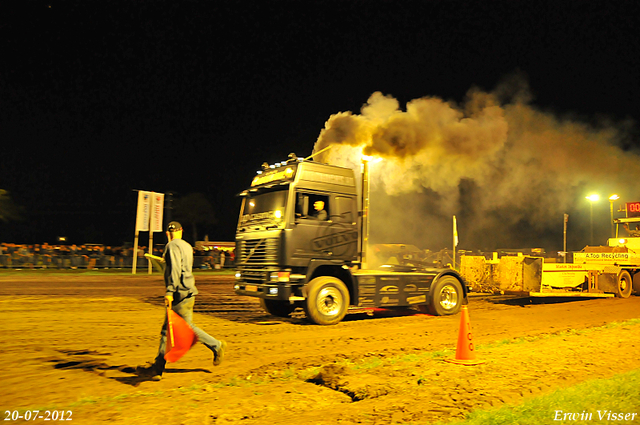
0, 242, 234, 270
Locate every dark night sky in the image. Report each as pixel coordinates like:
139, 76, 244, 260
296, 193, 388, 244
1, 0, 640, 250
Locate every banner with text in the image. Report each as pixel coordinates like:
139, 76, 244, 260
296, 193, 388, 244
150, 192, 165, 233
135, 191, 151, 232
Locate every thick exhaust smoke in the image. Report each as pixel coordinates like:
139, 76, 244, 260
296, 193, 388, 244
312, 76, 639, 252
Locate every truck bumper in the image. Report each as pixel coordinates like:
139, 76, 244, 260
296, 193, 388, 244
234, 282, 296, 301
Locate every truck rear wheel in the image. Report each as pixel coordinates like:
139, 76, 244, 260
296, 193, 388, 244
616, 271, 632, 299
304, 276, 350, 325
260, 299, 297, 318
428, 276, 463, 316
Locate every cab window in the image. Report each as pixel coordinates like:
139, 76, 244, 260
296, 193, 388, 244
296, 193, 329, 221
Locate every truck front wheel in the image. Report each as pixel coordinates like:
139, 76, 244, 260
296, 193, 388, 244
260, 299, 297, 318
428, 276, 463, 316
616, 271, 632, 298
304, 276, 350, 325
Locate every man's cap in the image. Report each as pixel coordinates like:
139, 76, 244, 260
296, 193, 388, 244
167, 221, 182, 232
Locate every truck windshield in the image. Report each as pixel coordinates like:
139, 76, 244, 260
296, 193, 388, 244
238, 188, 288, 230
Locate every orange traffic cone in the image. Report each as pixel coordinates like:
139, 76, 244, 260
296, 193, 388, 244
445, 305, 485, 365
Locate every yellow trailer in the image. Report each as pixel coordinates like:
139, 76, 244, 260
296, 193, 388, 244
460, 213, 640, 298
460, 255, 636, 298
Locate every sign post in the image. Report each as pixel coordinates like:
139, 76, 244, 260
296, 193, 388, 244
133, 191, 151, 274
133, 191, 164, 275
148, 192, 165, 274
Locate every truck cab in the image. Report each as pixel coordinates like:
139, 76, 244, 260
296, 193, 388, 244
608, 217, 640, 251
234, 154, 468, 324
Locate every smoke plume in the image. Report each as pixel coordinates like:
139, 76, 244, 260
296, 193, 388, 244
312, 76, 639, 251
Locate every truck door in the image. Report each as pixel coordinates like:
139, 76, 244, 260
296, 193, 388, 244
289, 191, 359, 266
290, 192, 333, 263
327, 195, 359, 262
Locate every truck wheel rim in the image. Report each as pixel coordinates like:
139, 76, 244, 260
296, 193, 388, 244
317, 287, 342, 317
620, 279, 628, 291
439, 285, 459, 311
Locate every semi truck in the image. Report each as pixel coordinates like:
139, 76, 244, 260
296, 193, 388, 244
460, 217, 640, 298
233, 153, 468, 325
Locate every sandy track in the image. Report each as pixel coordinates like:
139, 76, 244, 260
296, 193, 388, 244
1, 274, 639, 424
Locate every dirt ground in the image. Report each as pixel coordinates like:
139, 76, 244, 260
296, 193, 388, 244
1, 273, 640, 425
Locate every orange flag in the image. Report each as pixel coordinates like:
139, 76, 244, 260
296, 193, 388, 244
165, 308, 198, 362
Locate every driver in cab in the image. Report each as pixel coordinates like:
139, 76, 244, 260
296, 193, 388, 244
312, 200, 327, 220
623, 223, 640, 237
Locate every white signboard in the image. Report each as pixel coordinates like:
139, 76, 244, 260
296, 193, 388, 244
573, 252, 640, 265
150, 192, 165, 233
135, 191, 151, 232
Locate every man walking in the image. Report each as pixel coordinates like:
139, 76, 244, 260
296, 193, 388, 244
137, 221, 226, 381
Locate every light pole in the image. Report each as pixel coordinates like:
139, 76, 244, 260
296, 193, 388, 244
586, 194, 600, 245
563, 213, 568, 263
609, 194, 619, 238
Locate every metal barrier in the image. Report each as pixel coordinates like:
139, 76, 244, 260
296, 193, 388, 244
0, 253, 234, 270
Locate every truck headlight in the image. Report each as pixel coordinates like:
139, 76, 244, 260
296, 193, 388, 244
269, 287, 278, 295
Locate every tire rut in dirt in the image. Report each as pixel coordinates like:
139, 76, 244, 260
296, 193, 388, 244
306, 364, 394, 402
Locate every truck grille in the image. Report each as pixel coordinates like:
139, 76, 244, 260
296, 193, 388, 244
237, 237, 279, 266
238, 268, 269, 285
